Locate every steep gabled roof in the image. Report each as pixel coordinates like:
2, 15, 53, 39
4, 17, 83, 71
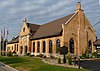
7, 36, 19, 44
93, 39, 100, 46
31, 13, 75, 40
26, 23, 40, 35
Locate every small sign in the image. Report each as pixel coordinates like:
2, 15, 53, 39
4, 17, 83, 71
59, 46, 68, 54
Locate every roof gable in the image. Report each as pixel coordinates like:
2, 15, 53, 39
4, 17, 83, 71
19, 21, 30, 36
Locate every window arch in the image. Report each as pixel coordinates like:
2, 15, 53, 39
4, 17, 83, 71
49, 40, 52, 53
43, 41, 46, 53
70, 39, 74, 53
56, 39, 60, 53
37, 42, 40, 52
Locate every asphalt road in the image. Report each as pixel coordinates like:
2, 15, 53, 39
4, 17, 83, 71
0, 62, 18, 71
77, 59, 100, 71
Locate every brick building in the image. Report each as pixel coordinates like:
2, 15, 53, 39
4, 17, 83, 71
6, 2, 96, 57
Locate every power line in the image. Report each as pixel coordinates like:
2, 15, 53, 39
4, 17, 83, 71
92, 20, 100, 27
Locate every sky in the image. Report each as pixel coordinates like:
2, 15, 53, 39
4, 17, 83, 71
0, 0, 100, 40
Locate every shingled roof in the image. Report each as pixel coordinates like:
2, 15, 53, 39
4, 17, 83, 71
26, 23, 40, 35
31, 13, 75, 40
7, 36, 19, 44
94, 39, 100, 46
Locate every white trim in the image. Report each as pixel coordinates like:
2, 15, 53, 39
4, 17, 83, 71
65, 12, 78, 25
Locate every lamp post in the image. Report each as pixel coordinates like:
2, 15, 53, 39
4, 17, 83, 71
78, 57, 80, 69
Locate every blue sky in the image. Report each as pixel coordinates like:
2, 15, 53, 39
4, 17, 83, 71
0, 0, 100, 40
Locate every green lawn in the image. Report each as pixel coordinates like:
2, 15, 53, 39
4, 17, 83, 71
0, 56, 90, 71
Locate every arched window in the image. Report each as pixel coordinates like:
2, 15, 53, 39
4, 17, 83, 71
56, 39, 60, 53
70, 39, 74, 53
49, 40, 52, 53
33, 42, 35, 52
43, 41, 46, 53
37, 42, 40, 52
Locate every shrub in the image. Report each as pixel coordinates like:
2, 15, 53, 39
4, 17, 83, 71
42, 55, 46, 58
7, 51, 12, 57
58, 57, 61, 64
12, 51, 18, 57
80, 53, 89, 59
26, 53, 30, 56
80, 48, 90, 59
12, 51, 16, 54
50, 55, 56, 59
30, 54, 34, 57
29, 55, 34, 57
92, 52, 97, 58
97, 54, 100, 58
13, 54, 18, 57
80, 54, 85, 59
36, 54, 43, 57
67, 54, 72, 65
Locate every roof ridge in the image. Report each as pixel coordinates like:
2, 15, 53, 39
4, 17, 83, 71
41, 13, 75, 26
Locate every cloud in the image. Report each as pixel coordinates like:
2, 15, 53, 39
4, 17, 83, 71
0, 0, 100, 40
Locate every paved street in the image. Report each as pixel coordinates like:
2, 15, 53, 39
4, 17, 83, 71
77, 59, 100, 71
0, 62, 18, 71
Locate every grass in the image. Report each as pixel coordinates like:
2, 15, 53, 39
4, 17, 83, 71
0, 56, 90, 71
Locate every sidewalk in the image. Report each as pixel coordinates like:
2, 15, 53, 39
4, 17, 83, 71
0, 62, 18, 71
